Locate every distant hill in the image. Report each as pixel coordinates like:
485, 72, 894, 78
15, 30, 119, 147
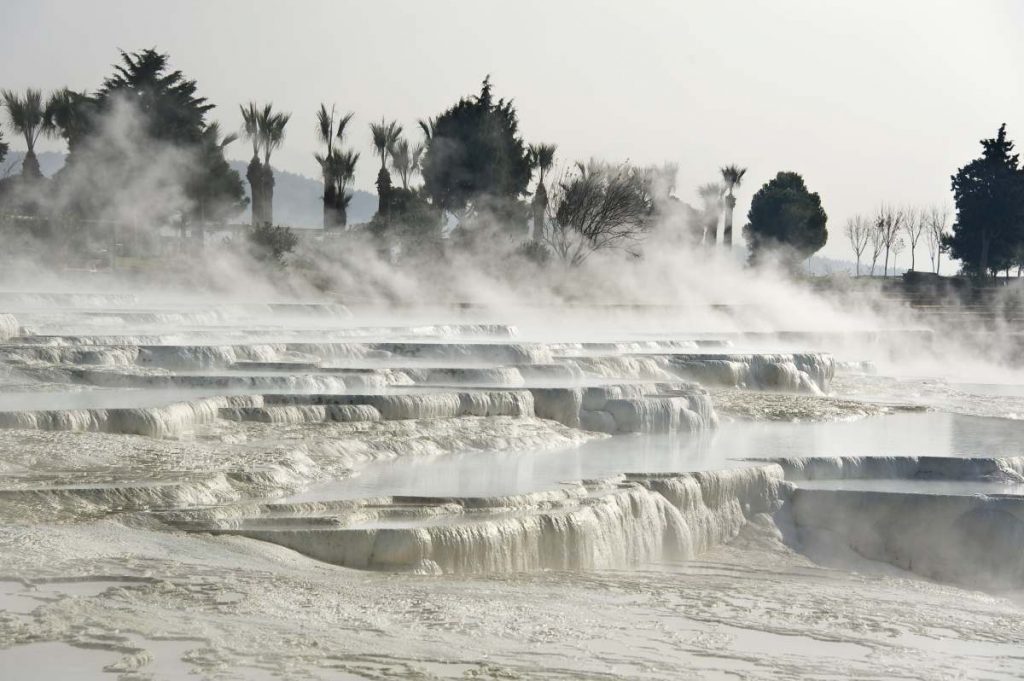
2, 150, 66, 178
1, 151, 377, 227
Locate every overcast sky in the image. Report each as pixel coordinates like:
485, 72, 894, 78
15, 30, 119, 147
2, 0, 1023, 259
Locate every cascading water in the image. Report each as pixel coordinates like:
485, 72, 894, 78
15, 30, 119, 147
0, 291, 1021, 680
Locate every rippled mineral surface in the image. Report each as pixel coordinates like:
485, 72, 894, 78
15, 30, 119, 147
0, 293, 1022, 680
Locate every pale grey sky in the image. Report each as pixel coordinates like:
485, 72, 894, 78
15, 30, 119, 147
2, 0, 1022, 259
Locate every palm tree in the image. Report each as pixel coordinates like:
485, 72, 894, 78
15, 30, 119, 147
719, 164, 747, 248
412, 142, 425, 171
316, 148, 360, 229
697, 182, 726, 245
256, 104, 290, 225
43, 88, 89, 155
528, 143, 557, 243
2, 89, 48, 179
315, 104, 337, 227
333, 149, 359, 227
314, 104, 354, 228
239, 102, 263, 226
389, 138, 416, 189
370, 118, 402, 215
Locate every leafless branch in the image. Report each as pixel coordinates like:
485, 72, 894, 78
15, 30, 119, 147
544, 160, 655, 266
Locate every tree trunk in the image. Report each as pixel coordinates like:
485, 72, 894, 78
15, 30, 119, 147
883, 247, 890, 277
723, 194, 736, 248
376, 167, 392, 218
335, 188, 349, 228
910, 246, 915, 271
262, 165, 275, 226
979, 233, 990, 279
323, 181, 337, 229
21, 149, 42, 180
532, 184, 547, 243
246, 157, 262, 226
855, 256, 860, 277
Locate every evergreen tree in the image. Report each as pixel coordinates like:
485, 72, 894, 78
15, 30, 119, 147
186, 122, 247, 240
95, 49, 212, 146
68, 49, 245, 227
420, 77, 532, 222
743, 171, 828, 267
944, 124, 1024, 277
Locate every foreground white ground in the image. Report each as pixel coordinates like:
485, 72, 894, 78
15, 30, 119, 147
0, 294, 1022, 679
2, 516, 1021, 680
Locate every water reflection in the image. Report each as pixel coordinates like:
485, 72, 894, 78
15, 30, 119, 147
286, 411, 1024, 501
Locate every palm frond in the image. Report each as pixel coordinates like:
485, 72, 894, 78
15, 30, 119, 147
2, 88, 46, 149
719, 164, 747, 190
335, 112, 354, 142
239, 101, 261, 158
257, 105, 290, 163
411, 142, 425, 171
315, 103, 334, 146
698, 182, 726, 204
389, 137, 412, 187
370, 118, 402, 167
417, 117, 435, 141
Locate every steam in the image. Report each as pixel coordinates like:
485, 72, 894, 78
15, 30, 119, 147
1, 98, 1022, 388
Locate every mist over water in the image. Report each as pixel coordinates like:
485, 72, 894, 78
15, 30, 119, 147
0, 270, 1021, 678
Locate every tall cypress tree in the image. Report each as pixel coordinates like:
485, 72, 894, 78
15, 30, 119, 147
944, 124, 1024, 277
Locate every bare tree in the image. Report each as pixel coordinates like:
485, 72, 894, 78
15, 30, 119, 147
900, 206, 925, 271
924, 204, 950, 275
874, 204, 903, 276
891, 236, 906, 276
868, 215, 885, 276
545, 160, 656, 266
844, 214, 871, 276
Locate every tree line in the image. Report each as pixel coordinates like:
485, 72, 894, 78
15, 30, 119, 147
0, 47, 838, 270
843, 205, 951, 277
844, 125, 1024, 280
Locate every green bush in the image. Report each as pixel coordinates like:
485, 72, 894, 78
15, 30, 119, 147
247, 223, 297, 264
